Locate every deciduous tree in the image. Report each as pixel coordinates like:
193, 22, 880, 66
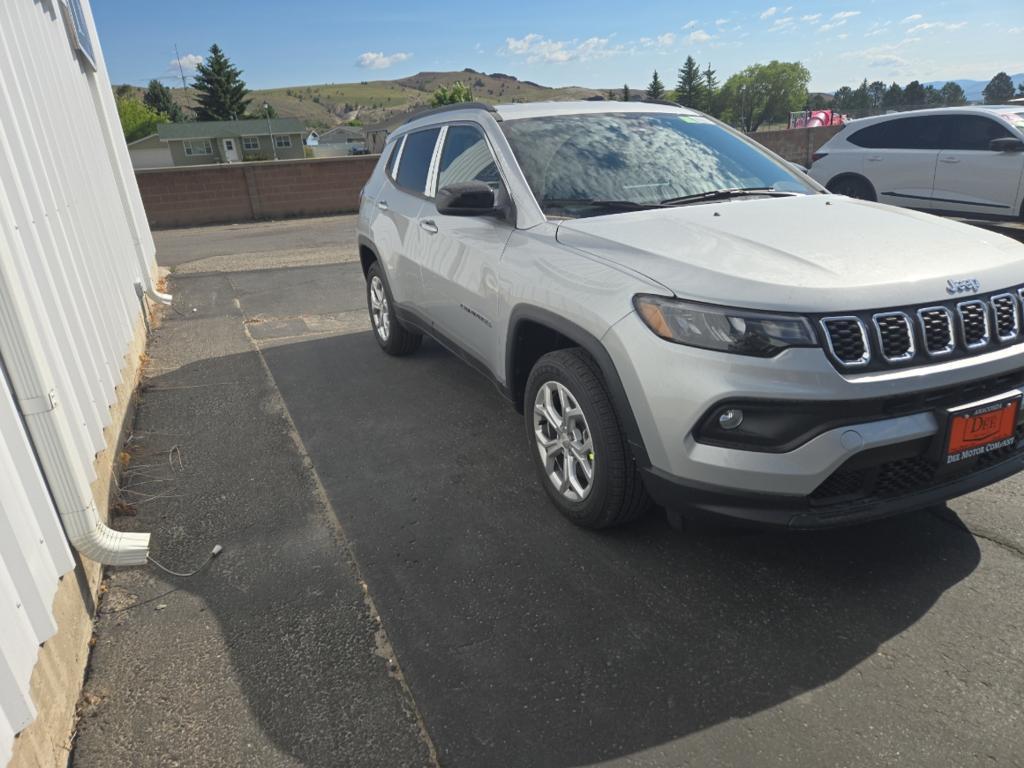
116, 97, 167, 142
983, 72, 1015, 104
719, 61, 810, 131
430, 81, 473, 106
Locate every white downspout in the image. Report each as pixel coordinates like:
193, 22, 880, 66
0, 242, 149, 567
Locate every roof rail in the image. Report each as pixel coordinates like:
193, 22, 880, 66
642, 98, 683, 108
400, 101, 500, 127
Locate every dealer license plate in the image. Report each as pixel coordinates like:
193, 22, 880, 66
945, 392, 1021, 465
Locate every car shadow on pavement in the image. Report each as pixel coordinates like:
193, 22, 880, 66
251, 330, 983, 768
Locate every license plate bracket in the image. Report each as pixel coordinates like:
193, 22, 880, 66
944, 391, 1021, 466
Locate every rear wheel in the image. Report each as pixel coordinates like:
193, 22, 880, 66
827, 175, 876, 201
524, 348, 650, 529
366, 261, 421, 356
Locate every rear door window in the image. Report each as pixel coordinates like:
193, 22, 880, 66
395, 128, 440, 195
944, 115, 1013, 151
849, 116, 945, 149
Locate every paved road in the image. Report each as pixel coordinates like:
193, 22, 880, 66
76, 214, 1024, 767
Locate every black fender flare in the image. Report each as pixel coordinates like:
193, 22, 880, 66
506, 305, 651, 468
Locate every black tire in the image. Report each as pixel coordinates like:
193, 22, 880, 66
524, 348, 650, 529
826, 175, 876, 201
365, 261, 421, 356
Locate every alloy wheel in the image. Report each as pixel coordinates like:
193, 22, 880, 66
533, 380, 595, 501
369, 275, 390, 342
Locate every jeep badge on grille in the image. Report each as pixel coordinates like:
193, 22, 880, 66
947, 278, 981, 295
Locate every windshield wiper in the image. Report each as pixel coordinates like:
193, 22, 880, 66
542, 198, 667, 213
660, 187, 799, 206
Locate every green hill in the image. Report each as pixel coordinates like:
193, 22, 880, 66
117, 69, 605, 131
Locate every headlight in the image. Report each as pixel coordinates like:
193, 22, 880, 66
633, 295, 818, 357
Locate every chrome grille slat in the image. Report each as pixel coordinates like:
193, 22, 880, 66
821, 317, 870, 367
917, 307, 955, 357
957, 300, 990, 349
872, 312, 915, 362
991, 293, 1019, 342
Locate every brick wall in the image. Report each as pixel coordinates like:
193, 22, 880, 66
137, 126, 843, 229
136, 155, 378, 229
747, 124, 844, 166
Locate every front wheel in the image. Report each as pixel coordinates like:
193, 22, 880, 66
827, 175, 876, 201
366, 262, 421, 356
524, 348, 650, 529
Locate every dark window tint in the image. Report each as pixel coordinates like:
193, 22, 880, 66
395, 128, 440, 194
436, 126, 502, 192
384, 136, 403, 177
945, 115, 1012, 151
849, 116, 945, 149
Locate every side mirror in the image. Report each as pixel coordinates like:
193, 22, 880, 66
436, 181, 498, 216
990, 137, 1024, 152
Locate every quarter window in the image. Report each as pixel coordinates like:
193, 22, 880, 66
395, 128, 441, 194
435, 125, 502, 193
385, 136, 404, 178
945, 115, 1012, 151
183, 139, 213, 156
275, 135, 292, 148
242, 136, 260, 151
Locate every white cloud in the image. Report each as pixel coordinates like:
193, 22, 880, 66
639, 32, 677, 48
687, 29, 713, 44
170, 53, 203, 73
831, 10, 861, 20
840, 36, 919, 70
683, 20, 698, 30
771, 16, 795, 31
715, 18, 729, 26
901, 14, 923, 24
801, 13, 821, 23
356, 51, 412, 69
503, 34, 621, 63
907, 21, 966, 33
1010, 26, 1024, 34
760, 6, 778, 20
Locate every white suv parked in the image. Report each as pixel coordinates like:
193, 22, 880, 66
810, 106, 1024, 220
357, 101, 1024, 530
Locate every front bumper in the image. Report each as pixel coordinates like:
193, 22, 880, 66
643, 435, 1024, 529
602, 311, 1024, 527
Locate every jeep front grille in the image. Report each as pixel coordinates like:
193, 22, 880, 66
820, 288, 1024, 370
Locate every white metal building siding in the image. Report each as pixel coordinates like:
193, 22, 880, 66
0, 1, 156, 762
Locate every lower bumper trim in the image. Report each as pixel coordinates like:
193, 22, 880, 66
641, 449, 1024, 529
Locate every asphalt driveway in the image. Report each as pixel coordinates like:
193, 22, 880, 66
74, 214, 1024, 767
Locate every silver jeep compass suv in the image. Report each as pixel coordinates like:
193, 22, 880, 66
356, 100, 1024, 529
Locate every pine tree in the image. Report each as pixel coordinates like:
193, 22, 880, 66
143, 79, 184, 122
646, 70, 665, 101
622, 83, 631, 101
983, 72, 1015, 104
192, 44, 252, 121
703, 62, 719, 114
675, 56, 704, 108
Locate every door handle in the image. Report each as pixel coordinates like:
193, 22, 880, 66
377, 200, 389, 210
419, 220, 438, 235
940, 157, 960, 164
866, 156, 882, 162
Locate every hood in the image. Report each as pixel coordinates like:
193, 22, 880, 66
555, 195, 1024, 313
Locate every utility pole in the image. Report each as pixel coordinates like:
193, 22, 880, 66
264, 102, 278, 160
174, 43, 193, 116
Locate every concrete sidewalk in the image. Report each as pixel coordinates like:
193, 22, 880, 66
71, 218, 434, 767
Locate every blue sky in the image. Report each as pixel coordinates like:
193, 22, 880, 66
92, 0, 1022, 93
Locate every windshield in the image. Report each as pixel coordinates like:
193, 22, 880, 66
499, 112, 816, 217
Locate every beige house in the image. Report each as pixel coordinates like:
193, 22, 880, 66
126, 132, 173, 169
156, 118, 306, 165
